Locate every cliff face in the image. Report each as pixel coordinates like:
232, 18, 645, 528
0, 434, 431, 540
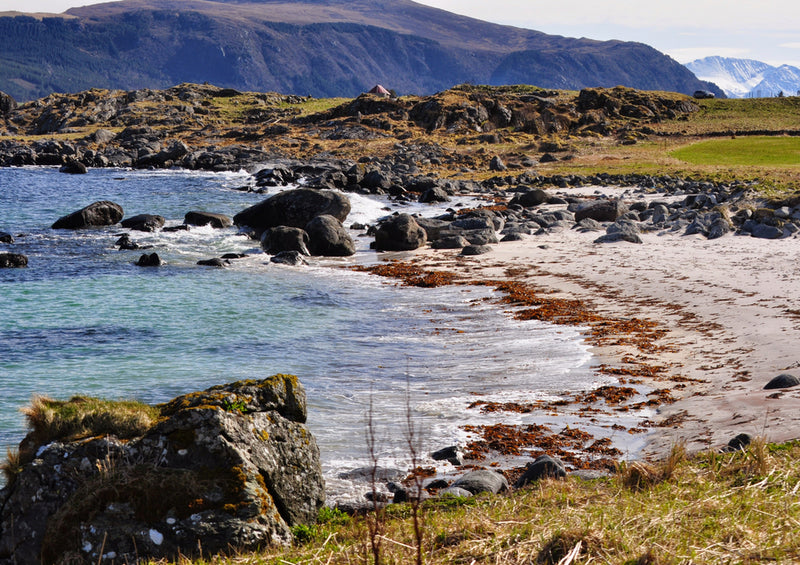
0, 0, 721, 101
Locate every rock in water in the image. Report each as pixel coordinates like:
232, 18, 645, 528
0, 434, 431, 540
0, 253, 27, 268
184, 211, 233, 229
52, 201, 124, 229
0, 375, 325, 564
233, 189, 351, 234
305, 215, 356, 256
373, 214, 427, 251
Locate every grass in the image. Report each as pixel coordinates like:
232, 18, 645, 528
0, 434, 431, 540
670, 136, 800, 167
20, 394, 160, 446
130, 439, 800, 565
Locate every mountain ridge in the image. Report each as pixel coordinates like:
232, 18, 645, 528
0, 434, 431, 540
0, 0, 722, 101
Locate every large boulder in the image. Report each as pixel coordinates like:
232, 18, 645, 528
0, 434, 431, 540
261, 226, 310, 255
0, 375, 325, 564
451, 470, 508, 495
374, 214, 427, 251
0, 253, 27, 268
305, 215, 356, 257
234, 189, 351, 234
574, 199, 629, 223
52, 201, 124, 230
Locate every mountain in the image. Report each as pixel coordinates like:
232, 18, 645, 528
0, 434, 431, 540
686, 56, 800, 98
0, 0, 722, 101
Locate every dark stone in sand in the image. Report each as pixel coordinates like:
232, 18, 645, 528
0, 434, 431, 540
574, 199, 629, 223
723, 433, 753, 452
439, 486, 473, 498
461, 244, 493, 255
764, 373, 800, 390
373, 214, 427, 251
270, 251, 308, 266
510, 188, 549, 208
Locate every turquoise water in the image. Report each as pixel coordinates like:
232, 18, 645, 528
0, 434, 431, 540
0, 166, 605, 497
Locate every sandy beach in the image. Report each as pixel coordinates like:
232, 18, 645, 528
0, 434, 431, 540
393, 186, 800, 462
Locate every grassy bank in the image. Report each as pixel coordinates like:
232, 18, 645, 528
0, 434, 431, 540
151, 440, 800, 565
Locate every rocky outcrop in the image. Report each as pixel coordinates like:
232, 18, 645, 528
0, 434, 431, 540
374, 214, 427, 251
234, 189, 351, 235
51, 201, 124, 230
0, 253, 27, 268
0, 375, 324, 564
0, 92, 16, 114
262, 226, 311, 256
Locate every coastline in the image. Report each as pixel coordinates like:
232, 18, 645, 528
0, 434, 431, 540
382, 213, 800, 461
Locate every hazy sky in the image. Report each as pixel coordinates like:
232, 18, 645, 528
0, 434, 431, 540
4, 0, 800, 67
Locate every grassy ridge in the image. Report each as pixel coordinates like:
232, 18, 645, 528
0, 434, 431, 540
671, 136, 800, 167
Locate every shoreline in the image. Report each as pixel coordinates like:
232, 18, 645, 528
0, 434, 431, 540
379, 215, 800, 461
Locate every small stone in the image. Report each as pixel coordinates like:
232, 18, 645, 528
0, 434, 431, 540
764, 373, 800, 390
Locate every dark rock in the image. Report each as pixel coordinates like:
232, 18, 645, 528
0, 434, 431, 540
59, 159, 88, 174
418, 187, 451, 203
184, 211, 233, 229
121, 214, 166, 232
514, 455, 567, 488
0, 91, 17, 114
52, 201, 124, 229
197, 258, 231, 267
0, 231, 13, 244
431, 235, 470, 249
0, 375, 324, 563
451, 470, 508, 495
431, 446, 463, 466
220, 253, 247, 260
414, 217, 451, 241
262, 226, 310, 256
234, 189, 351, 234
723, 433, 753, 452
574, 199, 629, 223
305, 215, 356, 257
500, 232, 525, 242
573, 218, 603, 232
270, 251, 309, 266
539, 153, 558, 163
115, 234, 140, 250
374, 214, 427, 251
0, 253, 27, 268
338, 467, 406, 483
489, 156, 507, 171
461, 244, 492, 255
510, 188, 549, 208
707, 218, 732, 240
750, 223, 784, 240
136, 252, 162, 267
764, 373, 800, 390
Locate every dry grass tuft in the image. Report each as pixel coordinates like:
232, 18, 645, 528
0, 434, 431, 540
19, 394, 159, 448
536, 529, 602, 564
620, 460, 662, 491
0, 448, 22, 484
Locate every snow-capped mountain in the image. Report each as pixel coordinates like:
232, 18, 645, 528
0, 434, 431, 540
686, 56, 800, 98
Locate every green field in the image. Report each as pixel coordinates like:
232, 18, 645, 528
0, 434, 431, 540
671, 136, 800, 167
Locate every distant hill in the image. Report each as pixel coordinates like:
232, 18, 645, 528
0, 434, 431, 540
686, 56, 800, 98
0, 0, 722, 101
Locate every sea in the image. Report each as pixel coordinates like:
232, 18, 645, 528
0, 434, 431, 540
0, 166, 639, 501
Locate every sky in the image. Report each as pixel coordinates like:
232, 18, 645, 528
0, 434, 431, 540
3, 0, 800, 67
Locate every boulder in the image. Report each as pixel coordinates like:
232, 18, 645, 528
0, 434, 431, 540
121, 214, 166, 232
0, 375, 324, 564
514, 455, 567, 488
764, 373, 800, 390
136, 252, 162, 267
431, 235, 470, 249
510, 188, 549, 208
418, 187, 451, 203
750, 223, 784, 240
184, 211, 233, 229
574, 199, 629, 223
0, 253, 27, 268
234, 189, 351, 234
115, 234, 140, 250
489, 156, 507, 171
723, 433, 753, 452
270, 251, 309, 266
197, 257, 231, 267
261, 226, 310, 256
52, 201, 124, 230
374, 214, 427, 251
59, 159, 88, 175
451, 470, 508, 495
0, 91, 17, 114
0, 232, 13, 244
431, 446, 464, 466
305, 215, 356, 257
461, 244, 493, 255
